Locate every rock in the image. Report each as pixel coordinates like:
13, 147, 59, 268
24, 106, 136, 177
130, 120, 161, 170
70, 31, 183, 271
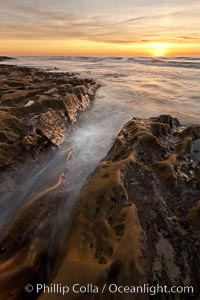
63, 93, 81, 123
175, 137, 192, 157
0, 184, 66, 300
0, 146, 74, 300
35, 108, 67, 145
39, 114, 200, 300
186, 200, 200, 230
0, 65, 99, 168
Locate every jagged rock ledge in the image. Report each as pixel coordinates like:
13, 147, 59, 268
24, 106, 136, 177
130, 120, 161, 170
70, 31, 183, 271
0, 114, 199, 300
0, 64, 99, 169
40, 114, 200, 300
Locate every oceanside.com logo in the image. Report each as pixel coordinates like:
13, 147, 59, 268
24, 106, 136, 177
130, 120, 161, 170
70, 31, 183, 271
25, 283, 194, 296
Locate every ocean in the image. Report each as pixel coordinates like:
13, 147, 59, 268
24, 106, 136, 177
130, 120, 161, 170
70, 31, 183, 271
4, 56, 200, 126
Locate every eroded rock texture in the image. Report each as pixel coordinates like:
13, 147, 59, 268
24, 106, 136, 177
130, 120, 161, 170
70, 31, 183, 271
0, 65, 98, 168
40, 115, 200, 300
0, 115, 199, 300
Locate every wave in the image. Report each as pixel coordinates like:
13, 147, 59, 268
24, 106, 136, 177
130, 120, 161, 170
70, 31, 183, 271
127, 56, 200, 69
175, 57, 200, 61
40, 56, 125, 63
17, 55, 200, 69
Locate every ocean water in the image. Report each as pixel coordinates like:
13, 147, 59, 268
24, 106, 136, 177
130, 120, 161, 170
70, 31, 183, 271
0, 56, 200, 231
3, 55, 200, 125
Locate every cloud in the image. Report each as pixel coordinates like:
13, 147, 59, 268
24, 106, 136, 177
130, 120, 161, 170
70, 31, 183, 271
0, 0, 200, 47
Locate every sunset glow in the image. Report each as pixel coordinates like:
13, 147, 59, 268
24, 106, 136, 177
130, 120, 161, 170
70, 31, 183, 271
0, 0, 200, 56
150, 43, 169, 57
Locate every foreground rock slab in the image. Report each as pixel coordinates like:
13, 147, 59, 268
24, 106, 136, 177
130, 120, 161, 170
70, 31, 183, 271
40, 115, 200, 300
0, 64, 98, 168
0, 115, 200, 300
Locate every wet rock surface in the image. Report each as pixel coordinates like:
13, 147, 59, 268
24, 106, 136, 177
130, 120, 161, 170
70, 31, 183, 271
0, 64, 98, 168
38, 115, 199, 300
0, 113, 200, 300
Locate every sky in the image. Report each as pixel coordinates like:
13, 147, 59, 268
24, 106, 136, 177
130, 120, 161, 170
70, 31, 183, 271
0, 0, 200, 56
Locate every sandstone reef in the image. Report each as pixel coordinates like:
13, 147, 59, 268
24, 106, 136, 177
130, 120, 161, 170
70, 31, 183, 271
0, 114, 199, 299
0, 64, 98, 169
41, 115, 199, 300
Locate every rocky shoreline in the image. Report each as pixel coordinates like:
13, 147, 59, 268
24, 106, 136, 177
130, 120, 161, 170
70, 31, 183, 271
0, 61, 99, 299
0, 63, 99, 169
0, 111, 200, 299
0, 57, 200, 300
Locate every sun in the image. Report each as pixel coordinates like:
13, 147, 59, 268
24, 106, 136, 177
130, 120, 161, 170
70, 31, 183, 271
150, 43, 168, 57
